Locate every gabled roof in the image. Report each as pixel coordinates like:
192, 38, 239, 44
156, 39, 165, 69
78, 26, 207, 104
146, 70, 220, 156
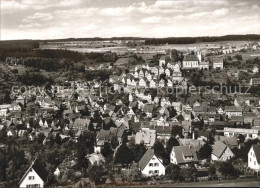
183, 55, 198, 61
212, 141, 227, 158
139, 148, 158, 170
19, 159, 48, 185
252, 144, 260, 164
172, 146, 199, 164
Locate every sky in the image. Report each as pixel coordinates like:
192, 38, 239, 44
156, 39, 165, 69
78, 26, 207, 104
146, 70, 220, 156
1, 0, 260, 40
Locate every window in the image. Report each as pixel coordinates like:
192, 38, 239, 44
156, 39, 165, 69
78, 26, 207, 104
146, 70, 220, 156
149, 170, 153, 174
149, 163, 153, 167
254, 161, 256, 165
250, 158, 252, 162
154, 163, 159, 167
154, 170, 159, 174
28, 176, 35, 180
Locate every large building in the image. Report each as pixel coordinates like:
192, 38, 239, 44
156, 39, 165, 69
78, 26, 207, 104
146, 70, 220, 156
182, 55, 199, 69
224, 127, 259, 140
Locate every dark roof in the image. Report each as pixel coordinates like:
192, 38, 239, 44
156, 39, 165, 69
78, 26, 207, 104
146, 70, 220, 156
230, 116, 244, 122
212, 57, 223, 63
172, 146, 198, 164
212, 141, 227, 158
183, 55, 198, 61
225, 106, 242, 112
252, 144, 260, 164
19, 159, 48, 185
139, 148, 156, 170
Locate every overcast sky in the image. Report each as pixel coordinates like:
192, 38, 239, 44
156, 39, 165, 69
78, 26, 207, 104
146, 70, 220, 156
1, 0, 260, 40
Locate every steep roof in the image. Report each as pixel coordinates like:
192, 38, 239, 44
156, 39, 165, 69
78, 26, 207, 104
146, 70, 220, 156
172, 146, 199, 164
19, 159, 48, 185
252, 144, 260, 164
212, 141, 227, 158
139, 148, 157, 170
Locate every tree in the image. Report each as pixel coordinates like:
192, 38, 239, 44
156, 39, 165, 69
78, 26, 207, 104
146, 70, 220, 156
165, 137, 179, 156
88, 165, 105, 184
198, 143, 212, 159
180, 165, 197, 182
101, 142, 113, 158
37, 133, 45, 144
165, 164, 182, 181
218, 162, 238, 178
238, 134, 245, 144
171, 125, 183, 137
129, 143, 147, 162
121, 162, 141, 182
152, 140, 166, 162
111, 135, 119, 149
208, 165, 216, 180
114, 144, 134, 165
76, 131, 94, 173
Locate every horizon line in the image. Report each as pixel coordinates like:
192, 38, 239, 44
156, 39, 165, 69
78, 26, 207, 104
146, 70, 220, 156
1, 33, 260, 42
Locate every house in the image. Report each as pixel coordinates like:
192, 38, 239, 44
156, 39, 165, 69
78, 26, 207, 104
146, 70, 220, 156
182, 55, 199, 69
159, 55, 166, 67
211, 141, 234, 161
212, 57, 224, 69
19, 159, 48, 188
135, 128, 156, 147
244, 112, 257, 125
199, 61, 209, 70
170, 145, 199, 165
139, 148, 165, 176
225, 106, 243, 117
87, 153, 105, 166
223, 127, 259, 140
248, 144, 260, 172
172, 102, 182, 113
16, 95, 25, 105
253, 66, 259, 74
172, 71, 183, 82
214, 135, 238, 149
250, 78, 260, 86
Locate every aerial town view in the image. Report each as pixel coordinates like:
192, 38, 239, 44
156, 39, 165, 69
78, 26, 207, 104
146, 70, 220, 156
1, 0, 260, 187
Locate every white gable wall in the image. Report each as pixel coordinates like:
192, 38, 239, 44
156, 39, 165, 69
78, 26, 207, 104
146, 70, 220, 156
20, 168, 44, 188
142, 155, 165, 176
211, 147, 234, 161
248, 147, 260, 171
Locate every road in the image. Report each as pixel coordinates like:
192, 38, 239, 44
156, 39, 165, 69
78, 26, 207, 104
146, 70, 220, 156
122, 179, 260, 187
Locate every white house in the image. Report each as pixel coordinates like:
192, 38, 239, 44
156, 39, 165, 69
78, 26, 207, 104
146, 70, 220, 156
225, 106, 242, 117
182, 55, 199, 69
223, 127, 259, 140
159, 56, 166, 67
199, 61, 209, 70
211, 141, 234, 161
212, 57, 224, 69
165, 68, 171, 77
248, 144, 260, 172
19, 159, 47, 188
139, 148, 165, 176
150, 80, 157, 88
253, 66, 259, 74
